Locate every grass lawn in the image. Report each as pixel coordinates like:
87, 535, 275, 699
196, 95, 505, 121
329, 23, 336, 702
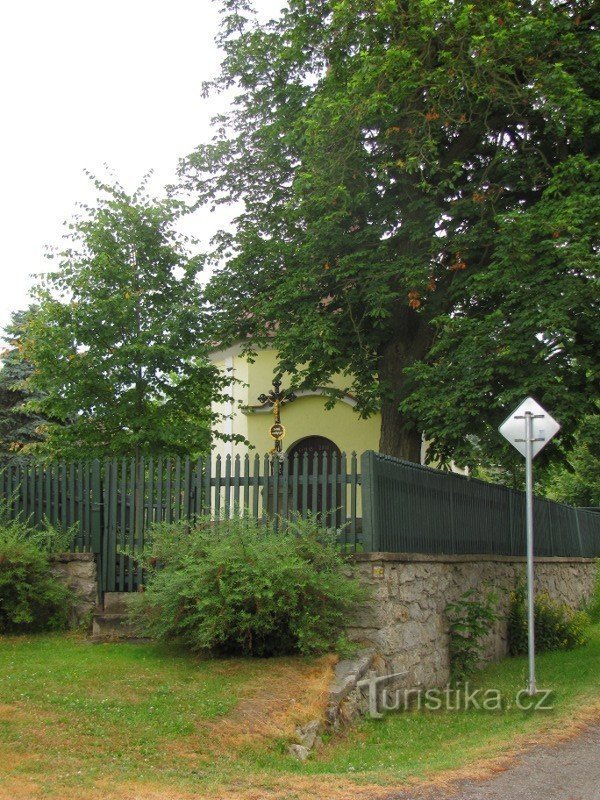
0, 625, 598, 800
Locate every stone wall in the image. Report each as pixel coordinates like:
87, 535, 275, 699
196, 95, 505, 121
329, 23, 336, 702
347, 553, 596, 690
49, 553, 97, 627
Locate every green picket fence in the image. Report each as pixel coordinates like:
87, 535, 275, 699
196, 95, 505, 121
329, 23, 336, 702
99, 452, 362, 593
2, 451, 598, 596
0, 460, 101, 553
0, 453, 363, 593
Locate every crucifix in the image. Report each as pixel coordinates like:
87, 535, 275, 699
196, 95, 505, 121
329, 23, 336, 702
258, 376, 296, 457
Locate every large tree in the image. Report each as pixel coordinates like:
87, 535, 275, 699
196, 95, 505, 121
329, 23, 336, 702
181, 0, 599, 465
23, 175, 225, 460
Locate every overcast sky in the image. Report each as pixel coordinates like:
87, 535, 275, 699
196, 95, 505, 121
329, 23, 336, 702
0, 0, 282, 340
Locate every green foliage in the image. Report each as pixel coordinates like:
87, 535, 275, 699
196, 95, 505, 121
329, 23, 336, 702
181, 0, 599, 462
542, 413, 600, 507
584, 560, 600, 623
129, 515, 366, 656
22, 174, 227, 460
407, 156, 600, 472
507, 581, 590, 656
0, 515, 73, 633
445, 588, 500, 683
0, 307, 52, 462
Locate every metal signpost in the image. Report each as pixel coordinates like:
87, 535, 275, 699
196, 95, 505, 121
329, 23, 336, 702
499, 397, 560, 695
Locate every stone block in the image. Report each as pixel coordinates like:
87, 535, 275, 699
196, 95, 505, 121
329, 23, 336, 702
49, 553, 98, 628
288, 744, 310, 761
295, 719, 322, 751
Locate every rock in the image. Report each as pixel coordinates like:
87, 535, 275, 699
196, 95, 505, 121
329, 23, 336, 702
49, 553, 97, 628
288, 744, 310, 761
328, 674, 356, 707
295, 719, 322, 751
328, 648, 375, 706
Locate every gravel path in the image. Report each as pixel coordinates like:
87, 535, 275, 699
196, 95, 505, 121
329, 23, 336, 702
383, 725, 600, 800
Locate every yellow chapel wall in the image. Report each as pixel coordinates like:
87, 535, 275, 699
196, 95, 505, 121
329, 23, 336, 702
244, 348, 357, 403
210, 345, 251, 461
247, 395, 380, 456
210, 346, 466, 483
210, 345, 381, 459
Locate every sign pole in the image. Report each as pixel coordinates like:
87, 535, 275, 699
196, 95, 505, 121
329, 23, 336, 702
499, 397, 560, 699
524, 411, 536, 696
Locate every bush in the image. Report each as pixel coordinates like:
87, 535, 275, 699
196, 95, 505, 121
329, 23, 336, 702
445, 588, 500, 683
128, 515, 366, 656
507, 581, 589, 656
0, 518, 74, 633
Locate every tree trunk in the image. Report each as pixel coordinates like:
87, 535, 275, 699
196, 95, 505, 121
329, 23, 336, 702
377, 308, 433, 462
379, 400, 423, 461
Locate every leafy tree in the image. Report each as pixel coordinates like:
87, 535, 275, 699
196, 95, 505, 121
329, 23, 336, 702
0, 307, 50, 462
542, 413, 600, 507
23, 175, 225, 460
407, 156, 599, 469
181, 0, 599, 463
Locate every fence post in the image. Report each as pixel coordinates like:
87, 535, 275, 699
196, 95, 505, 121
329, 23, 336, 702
360, 451, 380, 552
90, 459, 102, 555
449, 477, 456, 554
574, 508, 584, 557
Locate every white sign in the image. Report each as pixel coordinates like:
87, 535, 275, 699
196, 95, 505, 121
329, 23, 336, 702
499, 397, 560, 459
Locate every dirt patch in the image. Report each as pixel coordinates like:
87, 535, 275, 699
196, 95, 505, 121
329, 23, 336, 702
164, 653, 337, 763
222, 654, 337, 736
0, 703, 29, 721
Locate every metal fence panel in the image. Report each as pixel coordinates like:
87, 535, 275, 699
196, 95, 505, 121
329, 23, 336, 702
2, 451, 598, 595
360, 452, 600, 558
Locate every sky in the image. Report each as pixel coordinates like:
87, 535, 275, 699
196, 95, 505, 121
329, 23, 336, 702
0, 0, 282, 340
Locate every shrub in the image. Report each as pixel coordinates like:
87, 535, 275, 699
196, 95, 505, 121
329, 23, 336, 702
128, 515, 366, 656
445, 588, 500, 683
507, 581, 589, 656
0, 518, 74, 633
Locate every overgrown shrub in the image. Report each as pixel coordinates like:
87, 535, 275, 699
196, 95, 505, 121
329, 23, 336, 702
445, 588, 500, 683
507, 581, 589, 656
128, 515, 366, 656
0, 517, 74, 633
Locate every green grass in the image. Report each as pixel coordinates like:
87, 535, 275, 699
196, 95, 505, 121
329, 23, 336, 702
302, 622, 600, 781
0, 634, 273, 792
0, 626, 598, 799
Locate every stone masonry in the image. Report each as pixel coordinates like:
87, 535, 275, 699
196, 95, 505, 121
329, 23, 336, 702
49, 553, 97, 628
293, 554, 596, 755
346, 553, 596, 691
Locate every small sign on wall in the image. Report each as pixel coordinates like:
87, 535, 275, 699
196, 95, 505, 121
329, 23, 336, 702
372, 564, 385, 579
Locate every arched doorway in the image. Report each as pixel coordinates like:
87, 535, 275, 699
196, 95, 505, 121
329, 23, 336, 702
287, 435, 341, 463
287, 436, 341, 525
